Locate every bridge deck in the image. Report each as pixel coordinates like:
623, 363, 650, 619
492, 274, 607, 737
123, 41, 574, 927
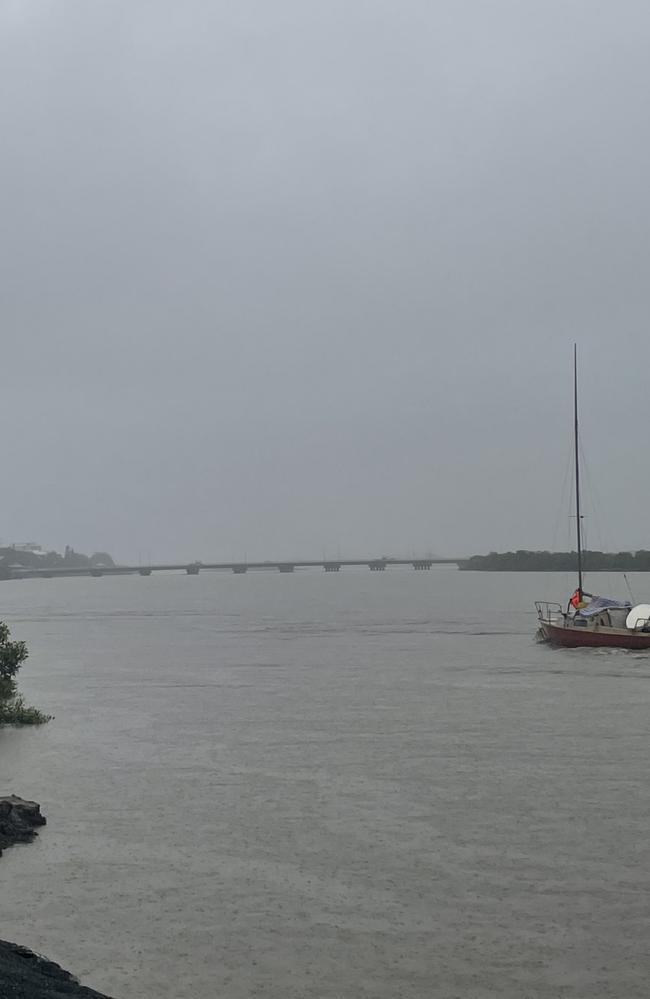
7, 557, 461, 580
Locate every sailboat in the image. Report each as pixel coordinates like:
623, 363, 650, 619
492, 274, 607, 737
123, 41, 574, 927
535, 347, 650, 649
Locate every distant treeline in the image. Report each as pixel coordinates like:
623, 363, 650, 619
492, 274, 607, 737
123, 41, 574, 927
459, 550, 650, 572
0, 546, 114, 580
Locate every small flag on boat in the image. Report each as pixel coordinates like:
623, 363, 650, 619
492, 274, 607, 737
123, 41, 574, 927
570, 589, 582, 608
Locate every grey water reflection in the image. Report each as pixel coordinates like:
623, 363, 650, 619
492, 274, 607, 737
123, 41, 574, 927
1, 568, 650, 998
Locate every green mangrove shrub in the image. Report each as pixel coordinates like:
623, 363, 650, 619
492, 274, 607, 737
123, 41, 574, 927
0, 622, 50, 724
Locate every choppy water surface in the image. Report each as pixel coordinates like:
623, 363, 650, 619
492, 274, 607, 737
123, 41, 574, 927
1, 568, 650, 999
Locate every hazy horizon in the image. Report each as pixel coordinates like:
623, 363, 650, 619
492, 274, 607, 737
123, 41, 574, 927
2, 1, 650, 563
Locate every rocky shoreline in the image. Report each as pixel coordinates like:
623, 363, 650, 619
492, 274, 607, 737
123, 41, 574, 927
0, 939, 112, 998
0, 795, 47, 854
0, 796, 114, 998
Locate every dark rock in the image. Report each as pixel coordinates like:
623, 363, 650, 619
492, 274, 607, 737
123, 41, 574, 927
0, 800, 114, 996
0, 939, 113, 998
0, 795, 46, 855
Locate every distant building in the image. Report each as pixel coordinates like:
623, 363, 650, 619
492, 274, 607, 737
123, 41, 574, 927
9, 543, 45, 555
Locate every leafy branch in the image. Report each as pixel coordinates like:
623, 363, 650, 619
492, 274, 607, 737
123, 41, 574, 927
0, 623, 50, 725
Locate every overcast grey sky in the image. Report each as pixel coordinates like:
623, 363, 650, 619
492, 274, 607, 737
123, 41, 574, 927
1, 1, 649, 561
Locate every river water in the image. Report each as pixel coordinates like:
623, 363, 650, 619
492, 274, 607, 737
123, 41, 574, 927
1, 567, 649, 998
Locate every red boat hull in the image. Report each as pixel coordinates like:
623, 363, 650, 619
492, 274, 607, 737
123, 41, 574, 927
540, 621, 650, 650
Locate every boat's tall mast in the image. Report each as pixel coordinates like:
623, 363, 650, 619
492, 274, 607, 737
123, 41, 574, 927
574, 343, 583, 597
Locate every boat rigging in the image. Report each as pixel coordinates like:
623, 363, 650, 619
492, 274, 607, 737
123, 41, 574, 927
535, 346, 650, 649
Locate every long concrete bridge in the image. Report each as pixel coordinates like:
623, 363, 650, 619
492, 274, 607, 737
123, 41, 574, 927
6, 556, 462, 580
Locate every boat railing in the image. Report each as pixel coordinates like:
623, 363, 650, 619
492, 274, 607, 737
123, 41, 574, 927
535, 601, 564, 623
